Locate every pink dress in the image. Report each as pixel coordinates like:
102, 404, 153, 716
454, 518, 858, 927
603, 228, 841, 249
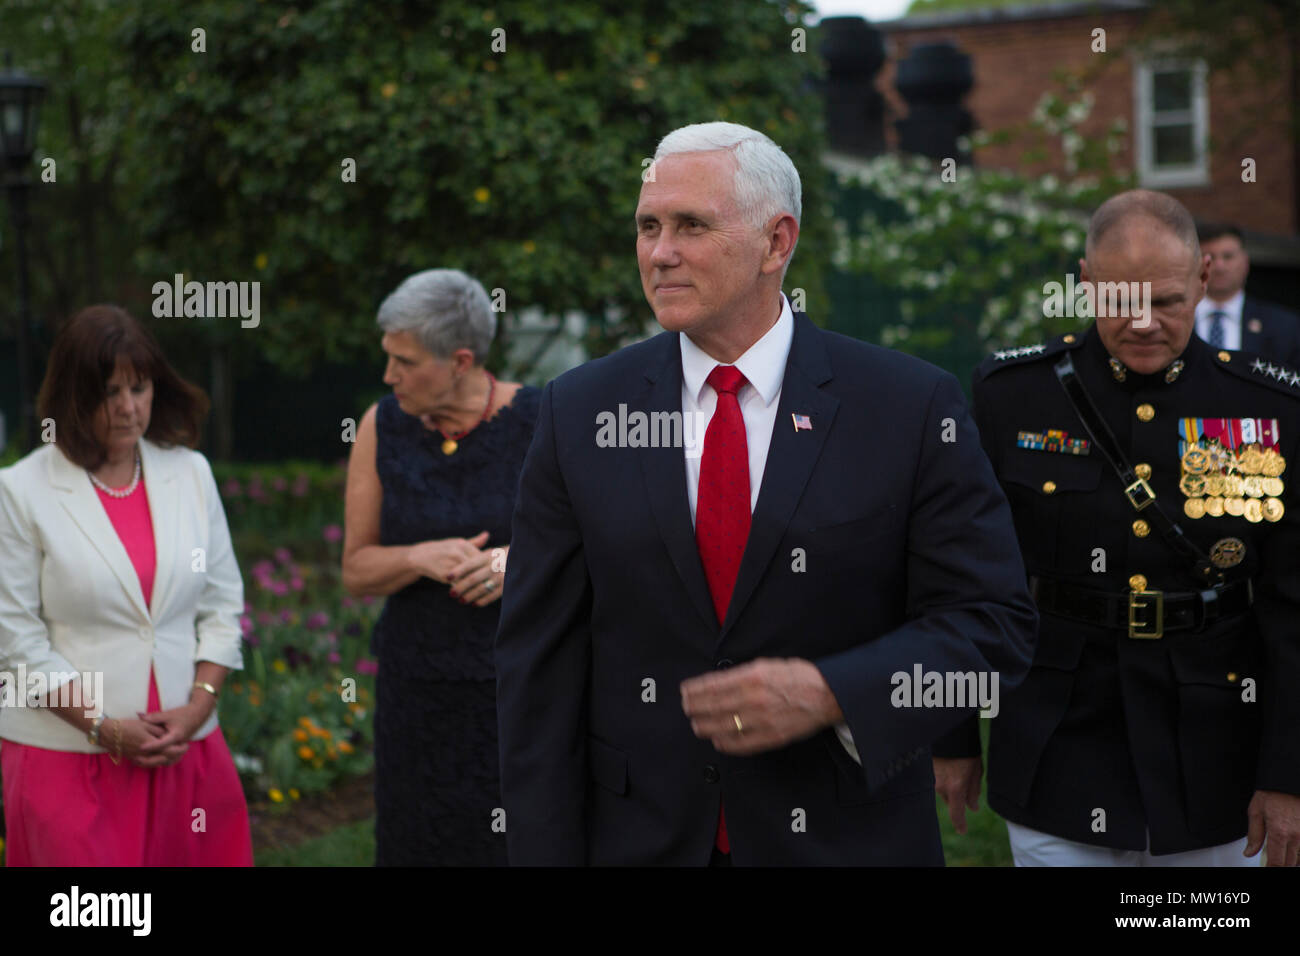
1, 478, 253, 866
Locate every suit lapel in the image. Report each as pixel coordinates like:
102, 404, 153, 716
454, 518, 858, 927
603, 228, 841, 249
139, 440, 178, 620
49, 444, 152, 623
721, 314, 838, 639
637, 335, 720, 633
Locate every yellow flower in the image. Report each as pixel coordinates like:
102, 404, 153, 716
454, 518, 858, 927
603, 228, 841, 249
646, 51, 660, 65
293, 728, 309, 742
298, 717, 314, 729
269, 788, 284, 803
254, 253, 268, 270
630, 77, 647, 91
272, 659, 287, 674
522, 240, 536, 254
338, 740, 355, 755
380, 82, 398, 99
311, 727, 330, 739
473, 187, 491, 204
327, 747, 338, 760
297, 745, 314, 761
289, 788, 301, 800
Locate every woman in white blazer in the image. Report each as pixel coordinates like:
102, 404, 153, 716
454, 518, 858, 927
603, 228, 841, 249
0, 305, 252, 866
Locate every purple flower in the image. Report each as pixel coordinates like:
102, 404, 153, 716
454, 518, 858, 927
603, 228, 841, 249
245, 633, 261, 648
323, 631, 338, 646
280, 608, 294, 624
271, 476, 288, 492
327, 651, 341, 664
251, 559, 275, 578
274, 547, 292, 565
306, 611, 330, 630
257, 611, 274, 626
290, 577, 304, 592
271, 580, 289, 596
292, 474, 310, 498
323, 524, 343, 543
341, 595, 355, 610
222, 479, 243, 498
240, 614, 254, 637
361, 595, 376, 606
355, 658, 379, 676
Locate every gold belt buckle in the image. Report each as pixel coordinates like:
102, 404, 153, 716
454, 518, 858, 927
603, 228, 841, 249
1125, 477, 1156, 511
1128, 589, 1164, 639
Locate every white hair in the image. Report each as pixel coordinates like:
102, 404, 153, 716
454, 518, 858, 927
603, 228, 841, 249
376, 269, 496, 363
653, 121, 802, 232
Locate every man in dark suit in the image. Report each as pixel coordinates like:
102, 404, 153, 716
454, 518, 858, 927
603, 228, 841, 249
494, 121, 1038, 866
935, 191, 1300, 866
1196, 223, 1300, 369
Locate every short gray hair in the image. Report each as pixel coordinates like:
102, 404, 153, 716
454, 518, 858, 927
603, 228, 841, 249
376, 269, 496, 363
653, 122, 802, 232
1086, 189, 1201, 265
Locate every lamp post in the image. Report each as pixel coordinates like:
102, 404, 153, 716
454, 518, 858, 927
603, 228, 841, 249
0, 52, 47, 452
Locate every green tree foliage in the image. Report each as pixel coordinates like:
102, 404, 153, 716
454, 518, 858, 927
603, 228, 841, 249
2, 0, 830, 383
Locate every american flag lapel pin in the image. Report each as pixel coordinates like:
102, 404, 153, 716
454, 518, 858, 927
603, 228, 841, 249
792, 413, 812, 432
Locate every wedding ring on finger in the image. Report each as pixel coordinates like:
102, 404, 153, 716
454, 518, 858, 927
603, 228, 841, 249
483, 579, 496, 592
733, 713, 744, 734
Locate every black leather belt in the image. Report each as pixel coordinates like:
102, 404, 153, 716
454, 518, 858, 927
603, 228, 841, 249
1030, 576, 1254, 639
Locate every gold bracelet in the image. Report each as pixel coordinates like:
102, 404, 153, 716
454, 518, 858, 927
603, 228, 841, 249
193, 681, 219, 700
110, 719, 122, 766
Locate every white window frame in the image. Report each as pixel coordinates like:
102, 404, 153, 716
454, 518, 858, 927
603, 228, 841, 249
1134, 58, 1209, 188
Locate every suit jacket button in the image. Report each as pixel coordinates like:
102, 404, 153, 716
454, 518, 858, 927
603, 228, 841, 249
704, 764, 720, 784
715, 658, 733, 669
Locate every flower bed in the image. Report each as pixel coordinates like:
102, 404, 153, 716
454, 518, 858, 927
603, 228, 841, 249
214, 461, 379, 808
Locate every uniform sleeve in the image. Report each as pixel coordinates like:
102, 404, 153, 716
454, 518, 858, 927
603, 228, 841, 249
1252, 445, 1300, 794
192, 453, 245, 671
0, 469, 80, 701
815, 372, 1038, 790
494, 380, 593, 865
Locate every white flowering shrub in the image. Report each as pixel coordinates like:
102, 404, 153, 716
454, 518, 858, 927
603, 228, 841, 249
832, 81, 1133, 366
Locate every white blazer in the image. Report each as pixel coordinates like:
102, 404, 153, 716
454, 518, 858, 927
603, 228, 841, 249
0, 439, 244, 752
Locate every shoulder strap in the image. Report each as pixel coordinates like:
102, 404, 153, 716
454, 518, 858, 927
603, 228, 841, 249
1052, 353, 1220, 582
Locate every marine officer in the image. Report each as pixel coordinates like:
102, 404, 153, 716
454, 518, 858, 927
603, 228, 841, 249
934, 189, 1300, 866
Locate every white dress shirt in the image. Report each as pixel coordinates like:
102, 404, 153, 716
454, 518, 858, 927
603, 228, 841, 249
1195, 290, 1244, 351
679, 293, 863, 764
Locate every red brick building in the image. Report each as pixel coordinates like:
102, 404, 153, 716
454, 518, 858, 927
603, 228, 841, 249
871, 1, 1298, 251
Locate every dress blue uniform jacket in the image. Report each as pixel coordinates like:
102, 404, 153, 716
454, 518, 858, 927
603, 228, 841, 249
494, 311, 1038, 865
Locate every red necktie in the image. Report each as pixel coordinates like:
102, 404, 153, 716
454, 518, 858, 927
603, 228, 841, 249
695, 364, 751, 854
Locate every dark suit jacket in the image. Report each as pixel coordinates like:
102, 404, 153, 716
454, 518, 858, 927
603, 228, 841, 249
495, 311, 1038, 865
1241, 295, 1300, 370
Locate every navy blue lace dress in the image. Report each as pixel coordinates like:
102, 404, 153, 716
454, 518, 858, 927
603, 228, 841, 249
370, 386, 540, 866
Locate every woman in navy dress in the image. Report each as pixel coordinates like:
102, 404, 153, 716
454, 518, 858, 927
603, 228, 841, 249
343, 269, 540, 866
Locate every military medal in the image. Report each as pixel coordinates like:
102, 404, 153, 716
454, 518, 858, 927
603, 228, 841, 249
1209, 537, 1246, 569
1178, 420, 1284, 521
433, 372, 497, 456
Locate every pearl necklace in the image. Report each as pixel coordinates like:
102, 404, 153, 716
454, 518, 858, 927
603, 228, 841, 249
89, 451, 142, 498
